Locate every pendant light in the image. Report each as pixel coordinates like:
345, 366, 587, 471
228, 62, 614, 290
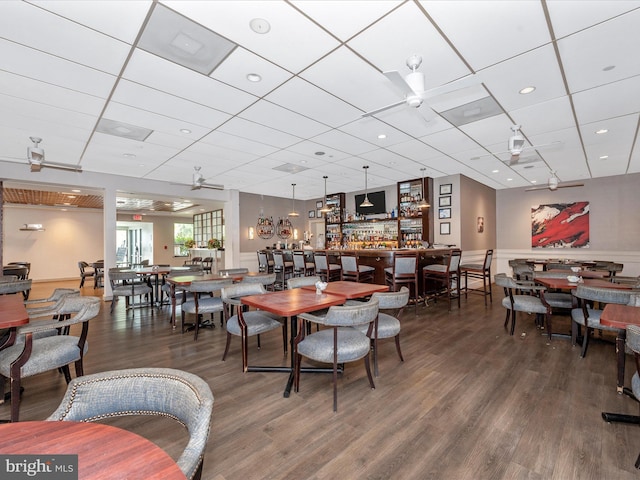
288, 183, 299, 217
320, 175, 332, 213
418, 167, 430, 208
360, 165, 373, 207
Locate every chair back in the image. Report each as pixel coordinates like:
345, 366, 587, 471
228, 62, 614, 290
534, 271, 573, 279
448, 249, 462, 272
483, 249, 494, 270
46, 367, 214, 480
272, 250, 286, 269
109, 270, 138, 285
219, 268, 249, 275
573, 284, 633, 305
0, 275, 18, 284
257, 251, 269, 272
221, 283, 266, 303
0, 279, 32, 295
340, 253, 358, 273
287, 276, 321, 289
293, 251, 306, 271
371, 286, 409, 310
494, 273, 518, 289
3, 265, 29, 280
393, 252, 417, 278
324, 298, 379, 327
314, 251, 329, 271
242, 273, 276, 287
188, 279, 233, 294
512, 263, 534, 280
627, 324, 640, 355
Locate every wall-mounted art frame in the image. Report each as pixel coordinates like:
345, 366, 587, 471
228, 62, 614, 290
439, 196, 451, 207
438, 207, 451, 219
439, 184, 452, 195
308, 210, 315, 218
317, 210, 323, 218
316, 200, 324, 208
440, 222, 451, 235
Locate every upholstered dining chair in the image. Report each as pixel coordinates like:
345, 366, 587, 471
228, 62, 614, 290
313, 251, 341, 282
352, 287, 409, 376
422, 249, 461, 311
295, 298, 379, 411
384, 251, 418, 313
0, 279, 32, 297
241, 272, 277, 291
47, 367, 214, 480
293, 250, 315, 277
182, 279, 234, 340
571, 284, 633, 357
495, 273, 551, 337
340, 251, 375, 283
219, 268, 249, 276
257, 250, 274, 273
287, 275, 322, 290
78, 261, 94, 288
108, 269, 153, 314
0, 296, 101, 422
272, 250, 294, 290
460, 249, 493, 305
221, 283, 287, 372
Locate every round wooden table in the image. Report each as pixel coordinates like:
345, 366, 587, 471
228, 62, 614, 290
0, 421, 186, 479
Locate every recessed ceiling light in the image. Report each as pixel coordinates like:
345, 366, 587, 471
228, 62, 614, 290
531, 180, 537, 184
180, 128, 192, 134
67, 195, 76, 199
123, 153, 136, 158
599, 155, 609, 159
378, 134, 386, 139
246, 73, 262, 82
596, 128, 608, 134
603, 65, 615, 72
250, 18, 270, 34
519, 86, 536, 94
506, 178, 513, 181
300, 160, 307, 164
138, 164, 145, 167
492, 169, 499, 173
315, 151, 325, 156
71, 189, 81, 193
164, 203, 171, 206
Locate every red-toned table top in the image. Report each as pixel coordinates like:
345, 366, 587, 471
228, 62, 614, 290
0, 421, 185, 479
0, 294, 29, 329
535, 277, 635, 291
300, 281, 389, 299
545, 269, 609, 279
600, 304, 640, 330
242, 288, 346, 317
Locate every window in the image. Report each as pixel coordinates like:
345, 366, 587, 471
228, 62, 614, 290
174, 223, 193, 256
193, 210, 224, 248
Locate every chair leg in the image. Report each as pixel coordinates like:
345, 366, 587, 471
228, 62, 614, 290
394, 334, 404, 362
10, 376, 21, 422
74, 358, 84, 377
62, 364, 72, 383
580, 327, 590, 357
372, 337, 379, 377
242, 330, 249, 372
364, 355, 375, 391
222, 332, 232, 361
510, 310, 517, 336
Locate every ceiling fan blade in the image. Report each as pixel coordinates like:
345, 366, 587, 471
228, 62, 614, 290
509, 153, 520, 165
525, 185, 550, 191
383, 70, 415, 97
556, 182, 584, 189
200, 184, 224, 190
421, 74, 480, 101
43, 161, 82, 172
361, 99, 407, 117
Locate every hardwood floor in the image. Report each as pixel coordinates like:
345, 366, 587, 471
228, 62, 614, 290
6, 280, 640, 479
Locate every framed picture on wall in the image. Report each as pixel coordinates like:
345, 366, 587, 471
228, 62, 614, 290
440, 184, 452, 195
308, 210, 315, 218
315, 200, 324, 208
438, 207, 451, 219
317, 210, 323, 218
440, 222, 451, 235
439, 196, 451, 207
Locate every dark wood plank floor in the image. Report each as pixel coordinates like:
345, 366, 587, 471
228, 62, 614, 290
7, 281, 640, 480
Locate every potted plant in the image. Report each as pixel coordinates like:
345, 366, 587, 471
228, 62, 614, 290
207, 238, 222, 249
184, 239, 195, 249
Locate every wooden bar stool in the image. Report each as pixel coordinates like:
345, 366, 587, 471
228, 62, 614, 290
460, 249, 493, 305
384, 251, 418, 313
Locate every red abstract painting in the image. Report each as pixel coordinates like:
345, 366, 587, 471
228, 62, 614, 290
531, 202, 590, 248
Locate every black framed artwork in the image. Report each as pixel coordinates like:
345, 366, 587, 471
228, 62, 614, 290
440, 222, 451, 235
438, 207, 451, 219
439, 196, 451, 207
308, 210, 315, 218
317, 210, 323, 218
315, 200, 324, 208
439, 184, 452, 195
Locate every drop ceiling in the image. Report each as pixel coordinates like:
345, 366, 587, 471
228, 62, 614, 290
0, 0, 638, 202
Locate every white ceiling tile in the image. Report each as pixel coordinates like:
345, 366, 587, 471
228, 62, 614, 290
573, 77, 640, 125
546, 0, 640, 39
217, 117, 301, 149
239, 99, 330, 139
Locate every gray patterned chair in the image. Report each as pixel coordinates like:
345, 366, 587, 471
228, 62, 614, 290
242, 272, 277, 291
340, 251, 375, 283
286, 275, 322, 290
314, 251, 341, 282
0, 296, 100, 422
495, 273, 551, 336
182, 279, 234, 340
0, 279, 32, 296
296, 298, 379, 411
109, 269, 153, 313
47, 367, 214, 480
385, 250, 418, 313
221, 283, 286, 371
571, 284, 634, 357
25, 288, 80, 319
533, 271, 575, 313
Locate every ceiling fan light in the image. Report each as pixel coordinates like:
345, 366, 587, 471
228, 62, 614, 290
360, 166, 373, 208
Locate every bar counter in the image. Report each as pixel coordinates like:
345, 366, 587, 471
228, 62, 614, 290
318, 248, 453, 286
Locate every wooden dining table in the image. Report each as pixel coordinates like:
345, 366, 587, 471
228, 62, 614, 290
535, 277, 636, 291
544, 269, 610, 279
164, 272, 248, 328
0, 421, 186, 479
599, 304, 640, 424
241, 282, 389, 397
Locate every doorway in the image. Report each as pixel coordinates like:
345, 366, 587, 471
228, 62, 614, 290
116, 222, 153, 266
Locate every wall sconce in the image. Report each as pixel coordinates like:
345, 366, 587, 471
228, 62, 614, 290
248, 227, 254, 240
294, 229, 298, 240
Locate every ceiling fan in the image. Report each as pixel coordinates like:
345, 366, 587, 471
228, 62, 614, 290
189, 166, 224, 190
362, 54, 477, 121
525, 171, 584, 191
473, 125, 561, 165
27, 137, 82, 172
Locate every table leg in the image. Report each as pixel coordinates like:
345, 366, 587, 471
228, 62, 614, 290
170, 284, 177, 329
615, 329, 626, 394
